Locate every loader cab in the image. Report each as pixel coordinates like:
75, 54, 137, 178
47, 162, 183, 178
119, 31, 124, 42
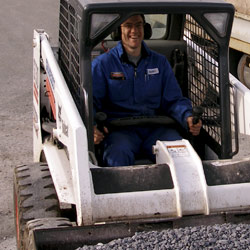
58, 0, 236, 164
91, 14, 188, 96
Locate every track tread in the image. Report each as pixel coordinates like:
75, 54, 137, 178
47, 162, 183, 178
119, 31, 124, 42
14, 163, 61, 250
24, 217, 72, 250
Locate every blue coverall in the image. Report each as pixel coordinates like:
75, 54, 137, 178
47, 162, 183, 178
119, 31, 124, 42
92, 41, 193, 166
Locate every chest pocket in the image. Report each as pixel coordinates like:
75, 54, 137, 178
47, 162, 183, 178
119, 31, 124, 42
144, 71, 162, 98
134, 71, 162, 107
108, 78, 133, 102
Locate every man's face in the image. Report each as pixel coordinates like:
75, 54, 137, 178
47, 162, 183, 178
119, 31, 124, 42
121, 15, 144, 51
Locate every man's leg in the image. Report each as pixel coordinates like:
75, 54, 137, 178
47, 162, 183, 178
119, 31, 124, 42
142, 126, 182, 162
102, 128, 142, 167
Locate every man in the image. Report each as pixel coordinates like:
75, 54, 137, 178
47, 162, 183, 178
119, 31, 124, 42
92, 14, 202, 167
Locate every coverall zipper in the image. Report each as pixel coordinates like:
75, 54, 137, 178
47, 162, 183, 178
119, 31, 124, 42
134, 67, 137, 78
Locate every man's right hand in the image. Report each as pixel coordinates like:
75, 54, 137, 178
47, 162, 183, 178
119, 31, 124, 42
94, 125, 108, 144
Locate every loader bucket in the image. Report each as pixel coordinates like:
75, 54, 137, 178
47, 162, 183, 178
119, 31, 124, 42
33, 209, 250, 250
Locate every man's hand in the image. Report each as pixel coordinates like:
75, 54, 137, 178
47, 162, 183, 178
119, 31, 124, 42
186, 116, 202, 136
94, 125, 108, 144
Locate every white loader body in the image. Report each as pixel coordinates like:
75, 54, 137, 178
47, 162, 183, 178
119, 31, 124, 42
33, 30, 250, 226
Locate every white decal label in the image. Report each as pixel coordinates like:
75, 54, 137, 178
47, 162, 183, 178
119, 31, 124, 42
166, 145, 189, 157
147, 68, 159, 75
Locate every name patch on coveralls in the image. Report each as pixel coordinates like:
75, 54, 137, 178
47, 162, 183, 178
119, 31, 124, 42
110, 72, 126, 80
147, 68, 159, 75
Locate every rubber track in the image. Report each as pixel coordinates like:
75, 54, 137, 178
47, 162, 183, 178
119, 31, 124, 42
14, 163, 61, 250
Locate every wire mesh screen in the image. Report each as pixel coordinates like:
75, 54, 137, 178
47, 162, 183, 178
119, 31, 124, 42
183, 15, 222, 149
59, 0, 81, 98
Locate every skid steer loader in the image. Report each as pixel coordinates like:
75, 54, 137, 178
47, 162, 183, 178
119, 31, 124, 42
14, 0, 250, 249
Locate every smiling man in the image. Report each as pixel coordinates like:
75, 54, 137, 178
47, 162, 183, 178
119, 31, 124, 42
120, 15, 144, 56
92, 14, 202, 167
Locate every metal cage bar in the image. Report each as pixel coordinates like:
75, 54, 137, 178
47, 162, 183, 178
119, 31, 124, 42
184, 15, 226, 157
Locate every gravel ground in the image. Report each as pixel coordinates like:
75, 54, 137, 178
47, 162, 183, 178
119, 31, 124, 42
78, 223, 250, 250
0, 0, 59, 249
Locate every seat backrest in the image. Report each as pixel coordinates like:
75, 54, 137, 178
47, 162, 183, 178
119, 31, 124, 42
145, 40, 188, 96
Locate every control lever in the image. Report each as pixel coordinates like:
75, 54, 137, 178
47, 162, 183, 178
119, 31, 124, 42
95, 112, 107, 133
192, 106, 204, 125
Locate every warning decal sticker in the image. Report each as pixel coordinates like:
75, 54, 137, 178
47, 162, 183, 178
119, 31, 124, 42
166, 145, 189, 157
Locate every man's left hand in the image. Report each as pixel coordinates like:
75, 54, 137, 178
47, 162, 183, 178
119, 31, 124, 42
187, 116, 202, 136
